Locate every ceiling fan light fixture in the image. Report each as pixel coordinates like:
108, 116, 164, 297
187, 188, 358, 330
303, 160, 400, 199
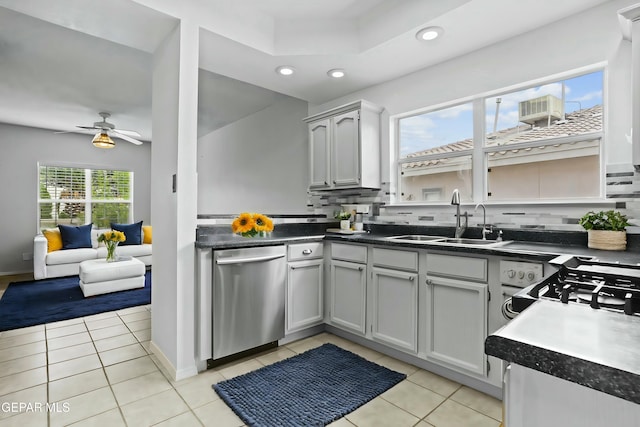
92, 132, 115, 149
416, 26, 443, 41
276, 65, 295, 76
327, 69, 346, 78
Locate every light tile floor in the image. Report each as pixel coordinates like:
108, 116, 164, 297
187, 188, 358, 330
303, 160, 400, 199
0, 280, 503, 427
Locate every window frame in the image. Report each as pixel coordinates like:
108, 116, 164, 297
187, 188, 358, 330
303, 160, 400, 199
393, 65, 606, 206
37, 162, 134, 231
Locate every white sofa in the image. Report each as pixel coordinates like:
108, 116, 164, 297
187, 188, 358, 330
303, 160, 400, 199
33, 228, 152, 280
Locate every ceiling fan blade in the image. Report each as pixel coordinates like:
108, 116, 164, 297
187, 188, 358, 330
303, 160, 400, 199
77, 125, 99, 130
112, 131, 143, 145
113, 128, 141, 138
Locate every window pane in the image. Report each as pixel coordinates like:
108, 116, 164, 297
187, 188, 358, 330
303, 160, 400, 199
399, 103, 473, 159
92, 203, 131, 228
487, 139, 600, 201
92, 170, 131, 200
485, 71, 603, 143
400, 155, 472, 202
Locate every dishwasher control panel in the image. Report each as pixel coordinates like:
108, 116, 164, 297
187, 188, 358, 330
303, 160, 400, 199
500, 260, 544, 287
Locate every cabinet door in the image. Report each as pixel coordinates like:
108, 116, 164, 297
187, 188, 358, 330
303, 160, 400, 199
287, 259, 324, 333
426, 275, 488, 375
309, 119, 331, 189
331, 110, 360, 187
371, 267, 418, 353
330, 259, 367, 335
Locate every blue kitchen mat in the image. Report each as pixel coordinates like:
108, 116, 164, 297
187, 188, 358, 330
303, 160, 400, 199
213, 343, 406, 426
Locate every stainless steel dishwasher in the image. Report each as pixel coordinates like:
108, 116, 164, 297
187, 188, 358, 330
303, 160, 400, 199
212, 245, 286, 360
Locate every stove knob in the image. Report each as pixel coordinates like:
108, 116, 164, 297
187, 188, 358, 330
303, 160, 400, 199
507, 270, 516, 278
527, 271, 536, 281
518, 271, 525, 279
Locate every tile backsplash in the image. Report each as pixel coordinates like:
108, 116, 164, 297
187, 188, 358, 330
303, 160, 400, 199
307, 163, 640, 234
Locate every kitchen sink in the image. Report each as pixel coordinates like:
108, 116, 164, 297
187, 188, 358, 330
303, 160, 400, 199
386, 235, 510, 247
441, 237, 505, 246
386, 235, 446, 242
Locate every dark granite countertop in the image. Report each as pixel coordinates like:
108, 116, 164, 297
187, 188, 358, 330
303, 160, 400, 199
485, 300, 640, 404
195, 223, 640, 265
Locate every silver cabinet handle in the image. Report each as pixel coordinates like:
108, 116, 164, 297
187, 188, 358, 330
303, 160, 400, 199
409, 276, 414, 281
426, 279, 433, 286
302, 249, 312, 255
358, 266, 364, 271
217, 254, 284, 265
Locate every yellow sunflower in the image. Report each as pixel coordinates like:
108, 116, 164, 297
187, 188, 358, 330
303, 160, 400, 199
232, 212, 255, 234
253, 213, 274, 232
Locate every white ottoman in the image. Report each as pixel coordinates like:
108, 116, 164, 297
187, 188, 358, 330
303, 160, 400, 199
79, 258, 146, 297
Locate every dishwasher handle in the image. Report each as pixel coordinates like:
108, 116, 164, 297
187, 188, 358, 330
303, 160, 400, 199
216, 253, 285, 265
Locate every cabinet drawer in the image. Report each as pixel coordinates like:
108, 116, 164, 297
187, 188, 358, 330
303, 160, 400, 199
426, 253, 487, 282
288, 242, 324, 261
331, 243, 367, 264
372, 247, 418, 272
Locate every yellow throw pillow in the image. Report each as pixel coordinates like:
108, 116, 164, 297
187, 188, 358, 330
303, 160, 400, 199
43, 229, 63, 253
142, 225, 152, 244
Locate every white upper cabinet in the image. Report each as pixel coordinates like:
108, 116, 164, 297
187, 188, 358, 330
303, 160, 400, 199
304, 100, 382, 190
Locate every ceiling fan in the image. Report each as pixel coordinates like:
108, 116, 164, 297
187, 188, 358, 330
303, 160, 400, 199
67, 112, 143, 148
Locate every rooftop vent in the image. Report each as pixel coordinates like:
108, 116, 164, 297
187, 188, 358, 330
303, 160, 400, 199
518, 95, 564, 125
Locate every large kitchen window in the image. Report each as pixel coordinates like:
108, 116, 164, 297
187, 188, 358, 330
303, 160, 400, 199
38, 165, 133, 230
396, 69, 603, 203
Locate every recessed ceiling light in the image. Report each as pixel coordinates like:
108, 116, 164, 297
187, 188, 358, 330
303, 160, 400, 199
416, 26, 443, 41
327, 69, 346, 78
276, 66, 295, 76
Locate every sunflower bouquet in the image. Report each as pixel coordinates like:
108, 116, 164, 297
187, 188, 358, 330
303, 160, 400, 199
98, 230, 126, 262
232, 212, 274, 237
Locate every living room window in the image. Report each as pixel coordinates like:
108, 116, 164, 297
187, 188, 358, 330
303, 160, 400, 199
395, 68, 603, 204
38, 165, 133, 230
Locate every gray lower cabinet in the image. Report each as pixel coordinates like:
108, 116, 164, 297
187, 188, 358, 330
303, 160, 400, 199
286, 243, 324, 334
371, 267, 418, 353
330, 259, 367, 335
286, 259, 324, 333
425, 274, 488, 376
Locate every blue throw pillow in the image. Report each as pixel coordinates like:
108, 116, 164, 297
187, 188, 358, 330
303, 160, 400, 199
111, 221, 143, 246
58, 223, 93, 249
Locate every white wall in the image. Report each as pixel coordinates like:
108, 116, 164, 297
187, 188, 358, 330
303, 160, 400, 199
0, 123, 151, 275
197, 96, 309, 214
150, 19, 199, 381
310, 0, 634, 197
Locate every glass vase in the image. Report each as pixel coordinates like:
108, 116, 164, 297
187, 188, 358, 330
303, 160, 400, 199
105, 241, 119, 262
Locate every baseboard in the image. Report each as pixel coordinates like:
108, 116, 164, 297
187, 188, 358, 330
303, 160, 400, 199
0, 270, 33, 277
149, 340, 198, 381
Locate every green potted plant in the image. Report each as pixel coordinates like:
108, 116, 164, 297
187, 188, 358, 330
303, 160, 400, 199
578, 210, 629, 251
335, 211, 352, 230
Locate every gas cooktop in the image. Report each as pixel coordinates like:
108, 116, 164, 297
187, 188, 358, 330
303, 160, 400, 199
512, 255, 640, 316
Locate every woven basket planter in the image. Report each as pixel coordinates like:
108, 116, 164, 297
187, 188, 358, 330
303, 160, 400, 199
587, 230, 626, 251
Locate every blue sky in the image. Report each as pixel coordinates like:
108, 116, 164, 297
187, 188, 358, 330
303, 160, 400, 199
399, 70, 603, 157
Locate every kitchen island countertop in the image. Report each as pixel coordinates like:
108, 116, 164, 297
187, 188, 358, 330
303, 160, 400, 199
485, 299, 640, 404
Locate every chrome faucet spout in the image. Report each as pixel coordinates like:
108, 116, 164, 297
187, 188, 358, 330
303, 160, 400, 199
451, 189, 466, 238
475, 203, 492, 240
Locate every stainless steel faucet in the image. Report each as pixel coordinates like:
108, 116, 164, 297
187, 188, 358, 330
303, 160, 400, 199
475, 203, 493, 240
451, 189, 467, 238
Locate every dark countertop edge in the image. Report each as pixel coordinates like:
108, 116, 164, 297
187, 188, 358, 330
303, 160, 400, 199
322, 234, 559, 261
485, 335, 640, 404
194, 235, 325, 249
195, 231, 640, 264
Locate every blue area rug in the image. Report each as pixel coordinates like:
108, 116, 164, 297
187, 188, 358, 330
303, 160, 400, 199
0, 271, 151, 331
213, 343, 406, 426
